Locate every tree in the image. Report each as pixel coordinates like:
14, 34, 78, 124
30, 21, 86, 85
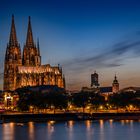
108, 91, 137, 110
45, 92, 68, 113
16, 86, 68, 113
72, 92, 91, 112
91, 94, 105, 111
17, 93, 30, 111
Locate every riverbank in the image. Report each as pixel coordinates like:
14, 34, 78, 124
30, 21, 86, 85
1, 112, 140, 123
92, 112, 140, 120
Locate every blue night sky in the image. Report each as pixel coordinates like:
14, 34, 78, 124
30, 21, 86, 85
1, 0, 140, 90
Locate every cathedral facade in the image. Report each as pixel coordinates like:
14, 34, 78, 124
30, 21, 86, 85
4, 16, 65, 91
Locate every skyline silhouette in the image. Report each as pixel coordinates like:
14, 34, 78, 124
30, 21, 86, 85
1, 0, 140, 90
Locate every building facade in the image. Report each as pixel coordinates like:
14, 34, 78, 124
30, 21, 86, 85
112, 75, 119, 93
4, 16, 65, 91
82, 72, 119, 95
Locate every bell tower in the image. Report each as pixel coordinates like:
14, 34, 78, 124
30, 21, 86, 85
4, 15, 22, 91
112, 74, 119, 93
91, 71, 100, 87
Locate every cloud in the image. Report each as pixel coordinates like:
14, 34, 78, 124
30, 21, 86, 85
111, 41, 140, 56
62, 33, 140, 90
62, 36, 140, 73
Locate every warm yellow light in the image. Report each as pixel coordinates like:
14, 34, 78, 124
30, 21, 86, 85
7, 96, 11, 99
69, 105, 73, 109
99, 105, 103, 109
86, 106, 90, 109
129, 105, 133, 109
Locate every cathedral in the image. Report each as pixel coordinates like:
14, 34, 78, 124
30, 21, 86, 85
4, 15, 65, 91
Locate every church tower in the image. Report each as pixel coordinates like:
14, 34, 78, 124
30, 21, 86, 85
112, 75, 119, 93
4, 15, 22, 91
22, 16, 41, 66
91, 71, 100, 87
4, 16, 65, 91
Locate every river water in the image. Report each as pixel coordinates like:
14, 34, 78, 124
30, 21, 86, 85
0, 120, 140, 140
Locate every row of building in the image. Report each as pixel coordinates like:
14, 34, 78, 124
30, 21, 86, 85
82, 71, 119, 95
0, 15, 67, 111
1, 16, 139, 111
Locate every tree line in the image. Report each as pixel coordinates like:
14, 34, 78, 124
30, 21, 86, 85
16, 88, 140, 113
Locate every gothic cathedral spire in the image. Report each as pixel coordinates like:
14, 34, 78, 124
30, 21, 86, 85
23, 16, 41, 66
4, 16, 65, 91
26, 16, 34, 47
9, 15, 18, 46
37, 38, 40, 56
4, 15, 22, 91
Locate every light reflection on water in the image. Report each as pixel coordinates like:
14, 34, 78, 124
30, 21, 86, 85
86, 120, 91, 131
47, 121, 55, 140
67, 120, 74, 140
28, 122, 34, 140
85, 120, 93, 140
109, 119, 113, 128
99, 120, 105, 140
2, 122, 15, 140
0, 120, 140, 140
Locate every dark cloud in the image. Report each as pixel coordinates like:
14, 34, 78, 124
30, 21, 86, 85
111, 41, 140, 56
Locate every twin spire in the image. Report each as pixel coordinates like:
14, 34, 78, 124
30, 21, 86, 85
26, 16, 34, 46
9, 15, 18, 46
9, 15, 34, 47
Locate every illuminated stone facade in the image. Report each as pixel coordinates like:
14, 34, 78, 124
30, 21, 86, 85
4, 16, 65, 91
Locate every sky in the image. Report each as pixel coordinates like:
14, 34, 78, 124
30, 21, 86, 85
1, 0, 140, 90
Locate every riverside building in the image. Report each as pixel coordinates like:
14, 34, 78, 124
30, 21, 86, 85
4, 16, 65, 91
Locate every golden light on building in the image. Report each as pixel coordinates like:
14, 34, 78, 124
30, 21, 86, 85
129, 105, 133, 110
3, 91, 19, 110
99, 105, 103, 110
86, 106, 90, 110
4, 16, 65, 91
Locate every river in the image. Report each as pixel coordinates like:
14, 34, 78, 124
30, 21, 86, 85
0, 120, 140, 140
